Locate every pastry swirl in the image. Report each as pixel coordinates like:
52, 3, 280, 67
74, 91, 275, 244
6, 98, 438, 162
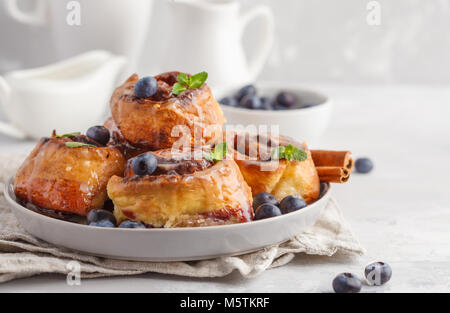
228, 131, 320, 204
110, 72, 225, 151
14, 136, 125, 216
107, 149, 253, 228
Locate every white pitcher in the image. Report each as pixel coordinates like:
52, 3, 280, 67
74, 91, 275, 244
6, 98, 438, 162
160, 0, 274, 91
0, 51, 127, 139
4, 0, 152, 71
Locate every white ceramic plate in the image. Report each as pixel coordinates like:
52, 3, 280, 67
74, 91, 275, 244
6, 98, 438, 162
4, 177, 330, 261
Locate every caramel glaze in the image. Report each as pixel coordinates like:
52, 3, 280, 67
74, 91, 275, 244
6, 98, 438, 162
107, 148, 254, 228
110, 72, 225, 151
226, 131, 320, 204
14, 136, 125, 216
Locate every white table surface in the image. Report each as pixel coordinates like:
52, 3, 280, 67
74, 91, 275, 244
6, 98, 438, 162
0, 84, 449, 293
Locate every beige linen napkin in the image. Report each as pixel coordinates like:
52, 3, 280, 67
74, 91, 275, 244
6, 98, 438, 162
0, 154, 364, 284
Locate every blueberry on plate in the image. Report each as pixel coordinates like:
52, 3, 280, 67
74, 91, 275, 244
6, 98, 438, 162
254, 203, 282, 220
87, 208, 117, 225
134, 76, 158, 98
276, 91, 297, 108
240, 95, 262, 110
261, 97, 275, 110
332, 273, 362, 293
364, 262, 392, 286
220, 97, 238, 107
252, 192, 279, 212
355, 157, 374, 174
86, 125, 110, 146
118, 220, 147, 229
89, 220, 116, 228
235, 84, 257, 101
131, 153, 158, 176
279, 195, 307, 214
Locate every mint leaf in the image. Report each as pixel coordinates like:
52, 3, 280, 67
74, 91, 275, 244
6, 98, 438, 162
65, 142, 96, 148
177, 73, 190, 86
189, 71, 208, 88
55, 132, 80, 138
172, 82, 187, 95
204, 142, 227, 162
173, 71, 208, 96
271, 144, 307, 162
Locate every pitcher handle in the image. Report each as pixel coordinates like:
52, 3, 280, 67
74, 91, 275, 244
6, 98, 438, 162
0, 76, 27, 139
4, 0, 48, 26
239, 5, 275, 81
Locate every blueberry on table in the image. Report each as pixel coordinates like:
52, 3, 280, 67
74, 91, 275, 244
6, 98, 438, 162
355, 157, 374, 174
240, 95, 262, 110
118, 220, 146, 229
87, 209, 117, 226
89, 220, 116, 228
131, 153, 158, 176
254, 203, 282, 220
279, 195, 307, 214
134, 76, 158, 98
332, 273, 362, 293
219, 97, 238, 107
235, 84, 257, 101
276, 91, 297, 108
86, 125, 110, 145
252, 192, 279, 212
364, 262, 392, 286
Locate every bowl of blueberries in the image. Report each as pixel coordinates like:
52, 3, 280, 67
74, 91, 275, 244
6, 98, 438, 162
218, 83, 333, 144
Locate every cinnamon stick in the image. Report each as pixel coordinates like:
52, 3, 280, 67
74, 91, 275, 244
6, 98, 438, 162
311, 150, 353, 183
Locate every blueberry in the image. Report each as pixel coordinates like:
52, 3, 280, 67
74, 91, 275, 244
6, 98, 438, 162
86, 125, 110, 145
118, 220, 146, 229
254, 203, 282, 220
131, 153, 158, 176
355, 157, 374, 174
235, 84, 257, 101
87, 208, 116, 225
261, 97, 275, 110
134, 76, 158, 98
332, 273, 362, 293
89, 220, 116, 228
364, 262, 392, 286
252, 192, 279, 212
220, 97, 238, 107
240, 95, 262, 110
276, 91, 297, 108
279, 195, 307, 214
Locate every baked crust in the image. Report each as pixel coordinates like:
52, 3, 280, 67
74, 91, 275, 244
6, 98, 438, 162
107, 149, 253, 228
228, 132, 320, 204
14, 137, 125, 216
110, 72, 225, 150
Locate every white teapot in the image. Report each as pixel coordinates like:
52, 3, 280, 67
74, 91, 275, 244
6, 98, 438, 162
160, 0, 274, 91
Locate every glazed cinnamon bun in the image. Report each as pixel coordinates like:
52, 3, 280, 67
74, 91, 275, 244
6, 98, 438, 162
107, 148, 253, 228
14, 135, 125, 216
109, 72, 225, 151
227, 131, 320, 204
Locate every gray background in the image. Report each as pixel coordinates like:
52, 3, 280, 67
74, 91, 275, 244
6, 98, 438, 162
0, 0, 449, 85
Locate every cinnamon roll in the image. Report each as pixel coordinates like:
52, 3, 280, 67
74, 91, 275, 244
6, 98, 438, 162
227, 131, 320, 204
110, 72, 225, 151
14, 135, 125, 216
107, 148, 253, 228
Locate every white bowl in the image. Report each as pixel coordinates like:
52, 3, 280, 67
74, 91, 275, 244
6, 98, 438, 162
217, 82, 333, 144
4, 177, 330, 261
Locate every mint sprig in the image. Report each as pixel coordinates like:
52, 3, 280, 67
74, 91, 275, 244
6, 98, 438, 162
55, 132, 80, 138
65, 142, 96, 148
271, 144, 307, 161
172, 71, 208, 96
204, 142, 227, 162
